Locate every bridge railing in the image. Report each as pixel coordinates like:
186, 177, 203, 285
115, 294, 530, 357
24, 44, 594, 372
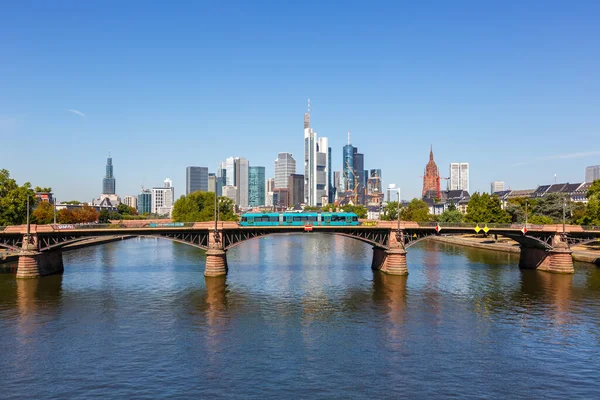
416, 222, 546, 230
580, 225, 600, 231
51, 222, 197, 230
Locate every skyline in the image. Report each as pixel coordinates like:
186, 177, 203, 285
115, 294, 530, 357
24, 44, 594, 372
2, 1, 599, 201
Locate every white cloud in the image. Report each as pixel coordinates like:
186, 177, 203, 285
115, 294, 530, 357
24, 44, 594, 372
68, 109, 87, 117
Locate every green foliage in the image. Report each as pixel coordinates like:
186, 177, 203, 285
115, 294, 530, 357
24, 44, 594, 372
381, 201, 400, 221
465, 192, 510, 223
587, 179, 600, 198
98, 209, 110, 223
531, 193, 568, 223
582, 195, 600, 225
57, 206, 99, 224
399, 199, 431, 222
529, 215, 554, 224
117, 203, 138, 215
172, 192, 237, 222
62, 200, 82, 205
0, 169, 36, 225
32, 201, 55, 224
34, 186, 52, 193
108, 211, 122, 220
341, 204, 368, 219
438, 209, 463, 223
303, 206, 321, 212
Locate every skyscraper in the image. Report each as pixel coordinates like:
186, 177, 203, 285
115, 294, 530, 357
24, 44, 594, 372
450, 162, 469, 192
208, 173, 216, 193
123, 195, 137, 210
152, 178, 175, 216
274, 153, 296, 189
102, 154, 116, 194
186, 166, 208, 195
137, 189, 152, 214
328, 146, 334, 204
343, 136, 356, 191
248, 166, 266, 207
422, 146, 441, 198
586, 165, 600, 182
354, 152, 365, 204
303, 100, 329, 206
220, 157, 249, 207
490, 181, 505, 194
266, 178, 275, 207
288, 174, 304, 207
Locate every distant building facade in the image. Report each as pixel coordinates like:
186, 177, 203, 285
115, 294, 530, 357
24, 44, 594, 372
249, 166, 266, 207
102, 154, 116, 195
265, 178, 275, 207
186, 166, 208, 195
288, 174, 304, 207
586, 165, 600, 182
208, 173, 217, 194
152, 178, 175, 216
137, 189, 152, 214
123, 195, 137, 210
222, 185, 238, 206
450, 162, 469, 192
303, 100, 329, 206
274, 153, 296, 189
490, 181, 505, 194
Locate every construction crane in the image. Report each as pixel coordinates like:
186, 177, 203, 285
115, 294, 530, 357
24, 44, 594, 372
344, 160, 361, 205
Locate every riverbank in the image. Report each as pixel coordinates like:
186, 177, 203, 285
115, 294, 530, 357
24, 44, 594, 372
0, 235, 134, 272
430, 235, 600, 265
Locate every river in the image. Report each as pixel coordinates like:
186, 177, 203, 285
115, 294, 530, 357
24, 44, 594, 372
1, 234, 599, 399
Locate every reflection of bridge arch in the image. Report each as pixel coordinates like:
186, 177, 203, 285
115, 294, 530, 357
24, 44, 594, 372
38, 233, 210, 252
224, 231, 389, 250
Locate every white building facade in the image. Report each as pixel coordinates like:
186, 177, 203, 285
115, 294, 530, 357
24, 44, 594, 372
450, 163, 469, 192
274, 153, 296, 189
123, 195, 137, 209
490, 181, 505, 194
152, 178, 175, 217
303, 101, 329, 207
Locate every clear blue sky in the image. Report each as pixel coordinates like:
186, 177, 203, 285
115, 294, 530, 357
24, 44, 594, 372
2, 0, 599, 201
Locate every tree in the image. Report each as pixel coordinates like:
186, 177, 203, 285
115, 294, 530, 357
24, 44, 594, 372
341, 204, 368, 219
438, 209, 463, 223
172, 192, 238, 222
0, 169, 36, 226
32, 201, 55, 224
63, 200, 81, 205
531, 193, 569, 223
75, 206, 99, 223
57, 209, 76, 224
381, 201, 400, 221
117, 203, 138, 215
399, 199, 431, 222
465, 192, 510, 223
98, 209, 110, 223
587, 179, 600, 198
529, 215, 554, 225
34, 186, 52, 193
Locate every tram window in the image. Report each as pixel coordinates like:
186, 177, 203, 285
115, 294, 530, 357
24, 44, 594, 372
269, 216, 279, 222
352, 217, 358, 221
242, 217, 247, 222
331, 215, 343, 222
282, 216, 287, 221
307, 216, 317, 221
293, 217, 301, 222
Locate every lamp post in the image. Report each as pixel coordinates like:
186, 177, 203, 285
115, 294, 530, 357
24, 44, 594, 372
563, 197, 566, 234
525, 199, 528, 229
396, 188, 401, 232
54, 198, 57, 225
25, 195, 31, 244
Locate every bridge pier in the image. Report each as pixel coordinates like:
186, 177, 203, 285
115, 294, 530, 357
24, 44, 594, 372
205, 248, 228, 277
17, 250, 64, 278
372, 246, 408, 276
519, 242, 574, 274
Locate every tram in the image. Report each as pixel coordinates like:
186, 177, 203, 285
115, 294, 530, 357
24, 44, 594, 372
239, 212, 359, 226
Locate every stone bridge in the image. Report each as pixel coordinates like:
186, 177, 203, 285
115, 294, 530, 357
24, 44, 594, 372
1, 221, 598, 278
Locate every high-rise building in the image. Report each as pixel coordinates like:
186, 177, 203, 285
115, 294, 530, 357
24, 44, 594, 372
490, 181, 505, 194
274, 153, 296, 189
387, 184, 399, 202
186, 166, 208, 195
220, 157, 249, 207
354, 152, 365, 204
123, 195, 137, 210
208, 173, 216, 193
343, 139, 356, 191
328, 147, 334, 204
222, 185, 238, 206
248, 166, 266, 207
152, 178, 175, 216
102, 154, 116, 195
266, 178, 275, 207
137, 189, 152, 214
273, 188, 289, 210
288, 174, 304, 207
333, 171, 343, 198
422, 146, 441, 198
450, 162, 469, 192
303, 100, 329, 206
586, 165, 600, 182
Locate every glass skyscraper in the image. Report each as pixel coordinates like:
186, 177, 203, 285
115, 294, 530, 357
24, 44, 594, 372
248, 166, 266, 207
102, 155, 116, 194
137, 189, 152, 214
186, 166, 208, 195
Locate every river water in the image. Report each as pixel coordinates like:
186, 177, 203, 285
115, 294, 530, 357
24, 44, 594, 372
0, 235, 599, 399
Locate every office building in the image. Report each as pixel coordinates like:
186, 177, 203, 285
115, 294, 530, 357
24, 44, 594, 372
288, 174, 304, 207
586, 165, 600, 182
490, 181, 505, 194
450, 162, 469, 192
208, 173, 217, 193
222, 185, 238, 206
303, 100, 329, 206
137, 189, 152, 214
266, 178, 275, 207
123, 195, 137, 210
152, 178, 175, 216
102, 154, 116, 195
274, 153, 296, 189
273, 188, 289, 210
220, 156, 249, 207
186, 166, 208, 195
249, 166, 266, 207
387, 184, 399, 202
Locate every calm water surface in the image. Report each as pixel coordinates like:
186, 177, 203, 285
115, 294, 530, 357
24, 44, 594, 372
1, 235, 599, 399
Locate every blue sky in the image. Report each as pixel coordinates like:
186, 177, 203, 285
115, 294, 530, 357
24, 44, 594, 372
1, 0, 599, 201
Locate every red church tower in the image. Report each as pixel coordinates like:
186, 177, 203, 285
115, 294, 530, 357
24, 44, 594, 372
422, 146, 441, 198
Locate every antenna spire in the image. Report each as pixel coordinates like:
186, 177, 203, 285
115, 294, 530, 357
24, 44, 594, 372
348, 130, 350, 145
